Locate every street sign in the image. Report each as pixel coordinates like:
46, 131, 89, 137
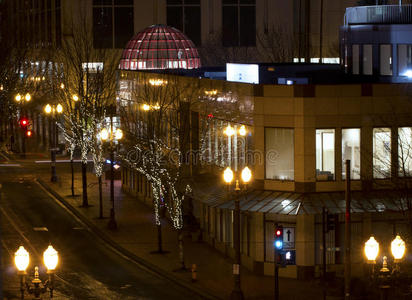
283, 227, 295, 249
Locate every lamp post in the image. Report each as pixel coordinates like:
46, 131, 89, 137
14, 93, 31, 158
363, 235, 406, 300
14, 245, 59, 299
44, 104, 63, 182
100, 119, 123, 230
223, 166, 252, 300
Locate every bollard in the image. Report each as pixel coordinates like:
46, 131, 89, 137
191, 264, 197, 282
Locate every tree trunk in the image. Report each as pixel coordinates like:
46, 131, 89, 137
178, 229, 186, 270
70, 157, 75, 197
98, 175, 103, 218
157, 223, 163, 253
81, 161, 88, 207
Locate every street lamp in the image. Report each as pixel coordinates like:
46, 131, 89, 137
100, 125, 123, 230
44, 103, 63, 182
14, 245, 59, 299
223, 166, 252, 300
363, 235, 407, 299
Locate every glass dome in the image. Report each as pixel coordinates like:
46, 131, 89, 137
119, 24, 201, 70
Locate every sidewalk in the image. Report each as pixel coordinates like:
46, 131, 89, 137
34, 163, 324, 300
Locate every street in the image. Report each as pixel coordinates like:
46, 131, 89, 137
0, 162, 202, 299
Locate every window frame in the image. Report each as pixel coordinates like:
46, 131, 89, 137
222, 0, 256, 47
315, 128, 336, 181
372, 127, 392, 179
264, 127, 295, 181
341, 128, 361, 181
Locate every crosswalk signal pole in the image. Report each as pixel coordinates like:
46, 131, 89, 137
274, 225, 283, 300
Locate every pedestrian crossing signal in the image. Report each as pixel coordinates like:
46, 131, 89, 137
274, 225, 283, 250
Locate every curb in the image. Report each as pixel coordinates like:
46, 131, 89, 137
36, 178, 221, 300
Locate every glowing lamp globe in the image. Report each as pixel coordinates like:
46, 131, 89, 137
15, 246, 29, 272
142, 104, 150, 111
364, 236, 379, 262
44, 104, 52, 114
25, 93, 31, 102
15, 94, 21, 102
241, 167, 252, 183
391, 235, 406, 260
43, 245, 58, 271
72, 95, 79, 102
115, 128, 123, 140
223, 167, 234, 184
224, 125, 235, 137
239, 125, 247, 136
100, 128, 109, 141
56, 104, 63, 113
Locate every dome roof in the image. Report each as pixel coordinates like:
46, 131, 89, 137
119, 24, 201, 71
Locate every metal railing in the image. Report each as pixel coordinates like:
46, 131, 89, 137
344, 5, 412, 25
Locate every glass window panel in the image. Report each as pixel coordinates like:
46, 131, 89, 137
398, 44, 412, 76
93, 0, 112, 5
239, 6, 255, 46
380, 44, 392, 75
184, 7, 201, 46
398, 127, 412, 177
373, 128, 391, 179
265, 128, 294, 180
167, 7, 183, 32
114, 0, 133, 5
167, 0, 183, 4
342, 129, 360, 180
316, 129, 335, 181
363, 44, 373, 75
114, 7, 134, 48
352, 45, 359, 75
93, 7, 113, 48
222, 6, 238, 46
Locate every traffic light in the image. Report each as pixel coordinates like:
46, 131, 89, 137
274, 225, 283, 251
20, 117, 28, 127
26, 130, 32, 137
326, 213, 336, 232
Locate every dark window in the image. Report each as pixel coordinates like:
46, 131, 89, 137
114, 7, 134, 48
93, 7, 113, 48
55, 2, 61, 48
222, 0, 255, 47
222, 6, 238, 46
167, 0, 201, 46
93, 0, 134, 49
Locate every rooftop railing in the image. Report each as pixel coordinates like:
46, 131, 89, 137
344, 5, 412, 25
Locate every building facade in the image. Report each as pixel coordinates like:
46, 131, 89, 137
5, 0, 361, 64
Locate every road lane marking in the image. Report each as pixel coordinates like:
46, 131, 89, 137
0, 164, 21, 167
33, 227, 48, 231
35, 159, 93, 163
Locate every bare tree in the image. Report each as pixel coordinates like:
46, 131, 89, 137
51, 10, 120, 208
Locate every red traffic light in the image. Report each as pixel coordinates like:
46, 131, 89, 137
20, 118, 28, 127
26, 130, 32, 137
276, 230, 282, 236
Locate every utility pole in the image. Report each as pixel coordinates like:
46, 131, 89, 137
344, 160, 351, 300
322, 207, 327, 300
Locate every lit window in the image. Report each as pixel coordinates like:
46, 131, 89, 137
352, 45, 359, 75
373, 128, 391, 179
380, 44, 392, 76
342, 129, 360, 180
316, 129, 335, 181
363, 44, 373, 75
398, 44, 412, 76
398, 127, 412, 176
265, 128, 294, 180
